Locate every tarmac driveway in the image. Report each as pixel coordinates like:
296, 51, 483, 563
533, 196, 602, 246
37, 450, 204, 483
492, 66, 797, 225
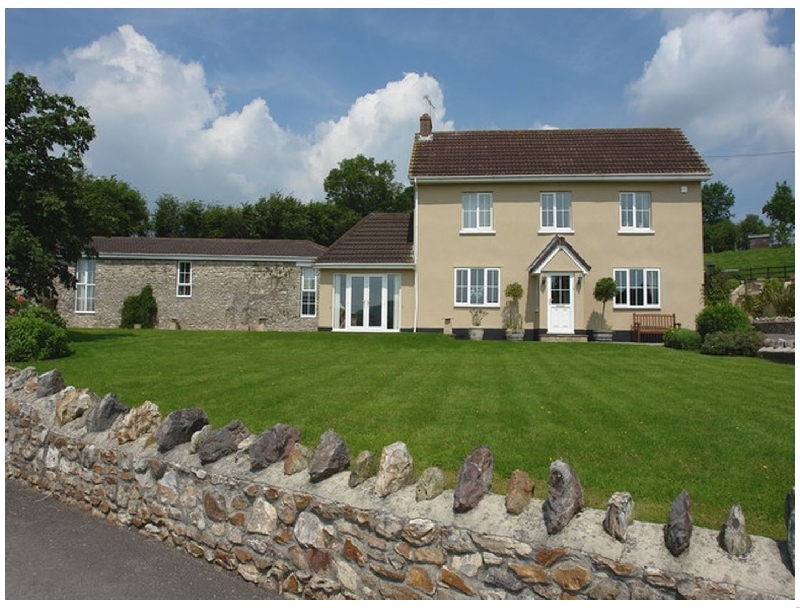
5, 478, 280, 600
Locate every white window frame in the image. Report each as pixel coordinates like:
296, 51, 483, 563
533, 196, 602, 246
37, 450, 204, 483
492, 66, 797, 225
75, 258, 96, 313
619, 192, 653, 233
461, 192, 494, 233
540, 192, 573, 232
301, 268, 317, 318
613, 268, 661, 308
454, 267, 500, 307
177, 261, 192, 297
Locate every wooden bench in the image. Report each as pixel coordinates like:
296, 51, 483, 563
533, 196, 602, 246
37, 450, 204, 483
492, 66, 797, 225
631, 313, 680, 343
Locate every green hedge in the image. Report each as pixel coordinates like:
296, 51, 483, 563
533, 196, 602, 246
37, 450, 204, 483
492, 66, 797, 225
695, 303, 751, 338
6, 315, 71, 362
700, 330, 765, 357
120, 285, 158, 329
664, 327, 703, 351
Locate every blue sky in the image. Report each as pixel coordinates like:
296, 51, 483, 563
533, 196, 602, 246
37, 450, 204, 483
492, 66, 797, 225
4, 8, 795, 220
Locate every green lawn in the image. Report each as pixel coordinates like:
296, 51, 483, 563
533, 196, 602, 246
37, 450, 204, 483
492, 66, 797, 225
705, 245, 795, 275
15, 329, 795, 539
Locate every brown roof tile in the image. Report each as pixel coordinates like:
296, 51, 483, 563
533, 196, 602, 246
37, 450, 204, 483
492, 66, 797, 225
316, 213, 413, 265
92, 237, 326, 259
409, 128, 711, 178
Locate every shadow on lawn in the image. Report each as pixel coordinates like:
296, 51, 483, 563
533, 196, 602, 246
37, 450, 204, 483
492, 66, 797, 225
67, 329, 142, 343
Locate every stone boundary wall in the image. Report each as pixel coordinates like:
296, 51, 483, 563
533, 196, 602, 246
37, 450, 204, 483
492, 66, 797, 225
753, 317, 795, 336
5, 367, 795, 600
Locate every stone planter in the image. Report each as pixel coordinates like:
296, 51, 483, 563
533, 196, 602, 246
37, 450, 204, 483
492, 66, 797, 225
505, 329, 524, 342
468, 327, 484, 341
593, 330, 613, 342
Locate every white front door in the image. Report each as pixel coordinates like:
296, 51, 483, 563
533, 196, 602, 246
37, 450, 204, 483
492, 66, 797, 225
547, 274, 574, 334
335, 274, 401, 332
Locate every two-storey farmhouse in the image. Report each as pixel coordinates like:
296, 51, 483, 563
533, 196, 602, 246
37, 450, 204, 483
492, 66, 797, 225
318, 114, 712, 340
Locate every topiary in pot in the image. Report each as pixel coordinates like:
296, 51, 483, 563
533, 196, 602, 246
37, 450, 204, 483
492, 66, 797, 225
593, 277, 616, 340
503, 282, 525, 340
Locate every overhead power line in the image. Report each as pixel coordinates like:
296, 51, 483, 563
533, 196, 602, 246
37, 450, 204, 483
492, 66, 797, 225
704, 150, 794, 159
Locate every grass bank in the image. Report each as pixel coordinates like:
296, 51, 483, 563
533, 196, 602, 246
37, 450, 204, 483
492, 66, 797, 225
17, 329, 795, 539
705, 245, 795, 275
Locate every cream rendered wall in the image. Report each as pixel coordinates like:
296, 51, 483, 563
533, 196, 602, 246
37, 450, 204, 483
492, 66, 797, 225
415, 181, 704, 334
316, 269, 415, 331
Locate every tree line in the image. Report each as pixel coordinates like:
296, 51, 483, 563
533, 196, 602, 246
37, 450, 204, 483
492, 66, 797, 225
5, 72, 411, 301
702, 180, 794, 254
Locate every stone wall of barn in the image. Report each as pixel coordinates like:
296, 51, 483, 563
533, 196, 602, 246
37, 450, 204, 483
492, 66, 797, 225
5, 367, 795, 600
57, 260, 316, 332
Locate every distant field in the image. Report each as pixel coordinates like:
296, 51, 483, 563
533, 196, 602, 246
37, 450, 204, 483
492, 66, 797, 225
705, 246, 795, 277
14, 329, 795, 539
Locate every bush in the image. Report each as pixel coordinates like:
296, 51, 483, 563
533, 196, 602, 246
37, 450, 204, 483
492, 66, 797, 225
739, 279, 795, 318
703, 266, 739, 305
5, 315, 70, 361
695, 303, 751, 338
120, 285, 158, 329
13, 304, 67, 329
700, 330, 765, 357
664, 327, 703, 351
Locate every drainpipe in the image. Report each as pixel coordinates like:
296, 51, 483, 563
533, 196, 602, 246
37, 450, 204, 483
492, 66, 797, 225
413, 177, 419, 333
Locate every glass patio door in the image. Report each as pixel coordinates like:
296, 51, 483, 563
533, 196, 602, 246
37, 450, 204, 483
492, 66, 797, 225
335, 274, 400, 332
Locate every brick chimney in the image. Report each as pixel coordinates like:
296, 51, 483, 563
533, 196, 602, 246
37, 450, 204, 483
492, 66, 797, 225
419, 113, 432, 137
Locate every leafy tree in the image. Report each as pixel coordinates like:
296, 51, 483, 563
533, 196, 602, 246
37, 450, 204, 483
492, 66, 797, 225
78, 173, 149, 236
736, 213, 769, 250
763, 181, 795, 246
702, 181, 735, 224
324, 155, 409, 216
153, 194, 182, 237
177, 200, 206, 238
244, 193, 310, 240
304, 201, 361, 246
703, 218, 738, 253
203, 204, 249, 239
5, 72, 96, 300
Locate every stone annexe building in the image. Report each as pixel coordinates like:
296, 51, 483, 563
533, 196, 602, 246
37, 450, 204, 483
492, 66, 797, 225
58, 237, 326, 331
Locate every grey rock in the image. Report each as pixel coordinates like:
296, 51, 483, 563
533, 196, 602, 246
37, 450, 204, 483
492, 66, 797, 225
308, 429, 350, 483
453, 445, 493, 513
603, 491, 635, 542
484, 566, 525, 592
36, 369, 65, 398
250, 423, 301, 471
505, 469, 534, 515
156, 407, 209, 453
54, 387, 99, 426
85, 393, 130, 433
349, 450, 377, 488
7, 366, 37, 391
199, 420, 252, 464
284, 443, 314, 475
664, 489, 693, 557
542, 460, 584, 534
416, 467, 445, 502
375, 442, 414, 497
189, 424, 212, 453
718, 504, 751, 556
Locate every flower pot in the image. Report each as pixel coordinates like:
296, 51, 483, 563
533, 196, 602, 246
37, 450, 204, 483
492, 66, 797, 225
468, 327, 484, 341
505, 329, 524, 342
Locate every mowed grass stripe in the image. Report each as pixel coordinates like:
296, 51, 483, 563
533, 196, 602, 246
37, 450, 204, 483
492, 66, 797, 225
18, 329, 794, 538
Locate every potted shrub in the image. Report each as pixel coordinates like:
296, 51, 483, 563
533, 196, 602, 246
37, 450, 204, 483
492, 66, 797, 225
593, 277, 616, 342
468, 308, 487, 340
503, 281, 525, 341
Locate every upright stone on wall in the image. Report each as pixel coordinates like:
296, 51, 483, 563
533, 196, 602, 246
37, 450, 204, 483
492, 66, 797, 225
308, 430, 350, 483
664, 490, 693, 557
786, 488, 795, 573
85, 393, 129, 433
603, 491, 635, 542
718, 504, 751, 557
156, 407, 209, 453
542, 460, 584, 534
374, 442, 414, 497
250, 423, 301, 471
453, 445, 493, 513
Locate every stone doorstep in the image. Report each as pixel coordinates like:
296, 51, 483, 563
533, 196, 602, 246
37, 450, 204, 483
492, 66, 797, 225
539, 334, 589, 343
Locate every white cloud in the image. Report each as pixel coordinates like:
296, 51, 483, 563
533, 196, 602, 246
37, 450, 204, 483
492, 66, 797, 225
52, 25, 450, 206
627, 10, 794, 155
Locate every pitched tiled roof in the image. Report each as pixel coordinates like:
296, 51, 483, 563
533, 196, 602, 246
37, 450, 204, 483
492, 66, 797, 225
315, 213, 414, 265
92, 237, 326, 259
527, 236, 591, 275
409, 128, 711, 178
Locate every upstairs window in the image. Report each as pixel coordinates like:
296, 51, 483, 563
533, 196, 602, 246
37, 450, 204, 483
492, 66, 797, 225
620, 192, 652, 231
75, 258, 96, 313
541, 192, 572, 231
177, 261, 192, 297
462, 192, 493, 232
301, 268, 317, 317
